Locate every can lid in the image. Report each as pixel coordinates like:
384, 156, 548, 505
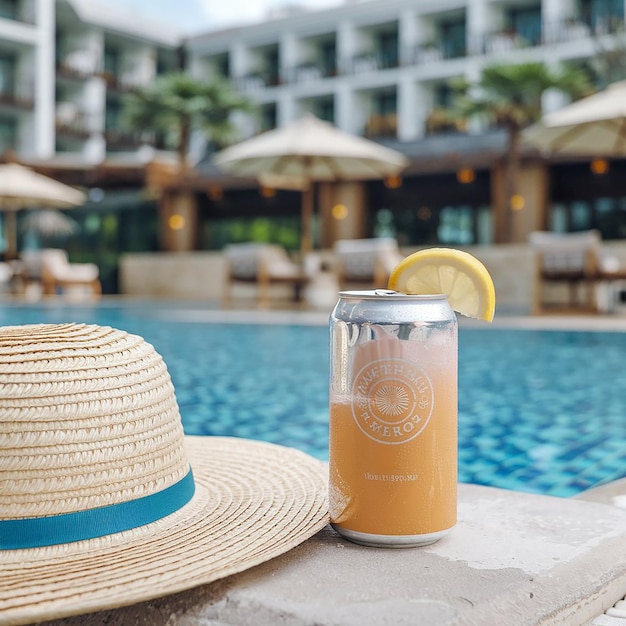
338, 290, 448, 300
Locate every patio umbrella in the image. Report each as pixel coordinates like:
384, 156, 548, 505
213, 114, 409, 254
0, 162, 86, 258
19, 209, 79, 247
524, 80, 626, 156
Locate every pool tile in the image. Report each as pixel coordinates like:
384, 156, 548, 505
5, 303, 626, 497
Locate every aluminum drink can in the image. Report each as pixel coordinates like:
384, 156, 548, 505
329, 290, 458, 547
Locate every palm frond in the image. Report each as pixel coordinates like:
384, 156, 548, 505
119, 71, 254, 164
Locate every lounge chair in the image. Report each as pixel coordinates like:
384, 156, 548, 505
39, 249, 101, 297
223, 242, 310, 307
332, 237, 402, 289
529, 230, 626, 313
0, 262, 12, 294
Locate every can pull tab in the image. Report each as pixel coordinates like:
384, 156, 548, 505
374, 289, 400, 296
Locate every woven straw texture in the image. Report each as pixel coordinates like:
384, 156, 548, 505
0, 324, 329, 626
0, 323, 188, 519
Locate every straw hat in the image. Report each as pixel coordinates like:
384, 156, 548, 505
0, 323, 329, 625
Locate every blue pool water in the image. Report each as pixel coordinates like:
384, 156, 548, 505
2, 301, 626, 498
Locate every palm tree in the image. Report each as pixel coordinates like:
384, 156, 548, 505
452, 62, 592, 242
122, 72, 254, 171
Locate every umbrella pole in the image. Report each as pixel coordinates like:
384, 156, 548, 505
301, 184, 314, 257
4, 210, 17, 259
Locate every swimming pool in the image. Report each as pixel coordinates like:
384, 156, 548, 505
2, 301, 625, 498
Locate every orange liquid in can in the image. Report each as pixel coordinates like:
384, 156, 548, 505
329, 324, 457, 542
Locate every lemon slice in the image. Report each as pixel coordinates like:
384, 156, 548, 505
387, 248, 496, 321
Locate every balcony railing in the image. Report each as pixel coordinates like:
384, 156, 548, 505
0, 83, 34, 110
425, 108, 467, 136
485, 30, 534, 54
102, 71, 155, 93
466, 15, 622, 53
407, 44, 443, 66
404, 38, 470, 66
543, 15, 623, 42
234, 72, 281, 92
543, 19, 592, 43
104, 128, 160, 150
282, 62, 337, 84
225, 13, 624, 92
340, 51, 399, 75
56, 51, 102, 80
55, 110, 95, 140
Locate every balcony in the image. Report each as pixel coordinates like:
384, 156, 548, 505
580, 0, 624, 34
364, 113, 397, 139
481, 28, 534, 55
242, 44, 280, 89
102, 71, 152, 93
406, 36, 471, 66
55, 104, 93, 140
585, 13, 624, 34
234, 72, 281, 92
504, 6, 543, 46
425, 108, 467, 136
235, 74, 264, 92
341, 50, 399, 75
283, 62, 336, 84
408, 44, 445, 66
0, 82, 33, 111
56, 51, 101, 81
105, 128, 161, 151
543, 19, 593, 44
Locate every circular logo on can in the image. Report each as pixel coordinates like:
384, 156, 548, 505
351, 358, 433, 445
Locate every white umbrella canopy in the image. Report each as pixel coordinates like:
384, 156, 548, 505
0, 163, 86, 258
20, 209, 79, 241
525, 80, 626, 156
214, 114, 409, 253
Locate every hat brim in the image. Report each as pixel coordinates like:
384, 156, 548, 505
1, 436, 329, 626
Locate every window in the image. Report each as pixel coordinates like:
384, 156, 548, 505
378, 31, 399, 68
0, 53, 15, 96
264, 48, 279, 86
315, 98, 334, 123
0, 0, 19, 21
260, 103, 277, 131
367, 172, 492, 245
440, 20, 466, 58
104, 47, 121, 76
548, 198, 626, 239
507, 6, 542, 45
373, 91, 396, 115
580, 0, 624, 31
572, 201, 592, 230
438, 206, 474, 244
320, 40, 336, 76
0, 116, 16, 152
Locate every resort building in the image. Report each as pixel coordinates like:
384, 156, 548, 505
0, 0, 181, 289
186, 0, 626, 249
0, 0, 180, 162
1, 0, 626, 295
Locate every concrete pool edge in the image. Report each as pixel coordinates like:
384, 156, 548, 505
39, 482, 626, 626
137, 306, 626, 332
5, 297, 626, 330
6, 304, 626, 623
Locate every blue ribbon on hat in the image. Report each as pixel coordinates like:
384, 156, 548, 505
0, 469, 195, 550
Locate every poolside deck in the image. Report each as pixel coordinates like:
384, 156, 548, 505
39, 481, 626, 626
9, 306, 626, 625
